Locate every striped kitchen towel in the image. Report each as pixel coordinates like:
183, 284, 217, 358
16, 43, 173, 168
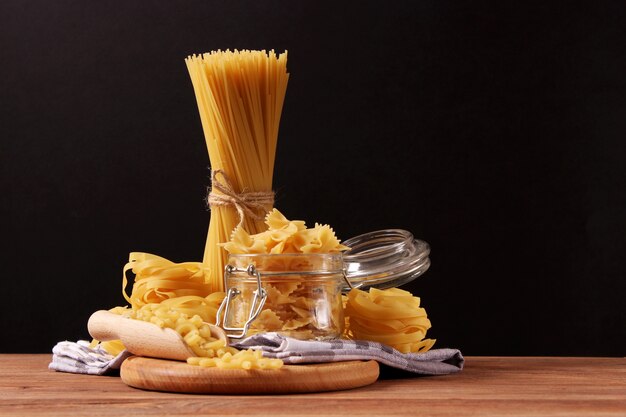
49, 340, 131, 375
232, 333, 464, 375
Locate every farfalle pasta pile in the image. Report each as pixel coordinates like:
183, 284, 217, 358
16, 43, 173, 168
344, 287, 435, 353
221, 209, 349, 339
221, 208, 349, 255
228, 271, 346, 340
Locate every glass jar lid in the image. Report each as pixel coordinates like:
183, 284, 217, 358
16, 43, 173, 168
342, 229, 430, 290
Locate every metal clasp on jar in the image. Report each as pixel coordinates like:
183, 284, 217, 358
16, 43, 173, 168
215, 264, 267, 339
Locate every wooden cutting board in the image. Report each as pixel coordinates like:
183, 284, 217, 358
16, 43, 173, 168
121, 356, 380, 394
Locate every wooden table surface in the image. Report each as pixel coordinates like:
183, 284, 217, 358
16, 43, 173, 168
0, 354, 624, 416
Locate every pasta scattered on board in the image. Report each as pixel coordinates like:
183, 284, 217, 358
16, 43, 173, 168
187, 349, 283, 370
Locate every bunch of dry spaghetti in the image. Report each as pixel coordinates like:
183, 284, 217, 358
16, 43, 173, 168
185, 50, 289, 291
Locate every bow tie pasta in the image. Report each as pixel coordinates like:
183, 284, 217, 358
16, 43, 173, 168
221, 209, 349, 255
220, 209, 349, 339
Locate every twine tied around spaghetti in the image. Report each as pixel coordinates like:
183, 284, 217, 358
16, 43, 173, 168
207, 169, 275, 228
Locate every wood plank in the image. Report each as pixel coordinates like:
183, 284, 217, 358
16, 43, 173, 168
1, 355, 624, 416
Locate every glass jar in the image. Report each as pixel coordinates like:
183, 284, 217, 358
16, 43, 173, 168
215, 229, 431, 341
216, 253, 346, 341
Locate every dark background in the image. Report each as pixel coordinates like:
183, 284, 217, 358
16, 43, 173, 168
1, 1, 624, 356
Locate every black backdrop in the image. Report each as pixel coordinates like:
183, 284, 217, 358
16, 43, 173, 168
2, 1, 625, 356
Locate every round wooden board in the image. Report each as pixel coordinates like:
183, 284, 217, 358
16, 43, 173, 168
121, 356, 380, 394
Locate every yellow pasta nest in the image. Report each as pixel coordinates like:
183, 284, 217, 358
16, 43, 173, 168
122, 252, 214, 309
344, 287, 436, 354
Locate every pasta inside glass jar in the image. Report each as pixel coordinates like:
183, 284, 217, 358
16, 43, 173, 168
217, 253, 346, 341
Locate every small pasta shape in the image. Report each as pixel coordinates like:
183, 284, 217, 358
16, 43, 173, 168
104, 298, 283, 368
221, 209, 349, 256
188, 348, 282, 370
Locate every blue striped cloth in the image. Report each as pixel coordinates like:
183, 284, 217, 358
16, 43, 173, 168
49, 341, 131, 375
232, 333, 464, 375
50, 334, 464, 376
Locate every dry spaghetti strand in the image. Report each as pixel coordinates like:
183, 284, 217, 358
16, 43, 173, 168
185, 49, 289, 291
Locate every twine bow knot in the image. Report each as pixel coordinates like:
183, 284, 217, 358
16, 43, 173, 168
207, 169, 275, 228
